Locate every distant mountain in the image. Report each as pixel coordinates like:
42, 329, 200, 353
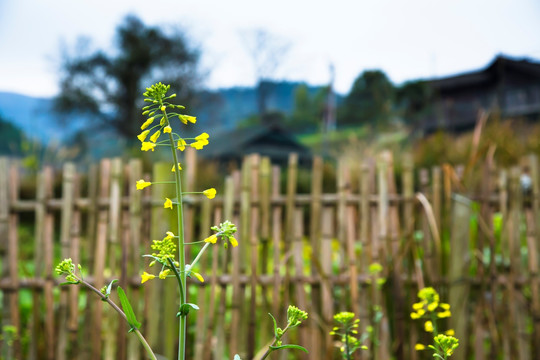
0, 81, 340, 144
0, 91, 84, 143
194, 81, 332, 130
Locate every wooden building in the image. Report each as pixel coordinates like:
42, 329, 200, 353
423, 55, 540, 133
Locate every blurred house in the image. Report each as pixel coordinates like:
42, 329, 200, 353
423, 55, 540, 133
201, 123, 311, 165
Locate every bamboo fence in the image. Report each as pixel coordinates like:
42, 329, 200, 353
1, 150, 540, 360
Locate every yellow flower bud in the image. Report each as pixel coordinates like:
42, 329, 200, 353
203, 188, 216, 199
136, 180, 151, 190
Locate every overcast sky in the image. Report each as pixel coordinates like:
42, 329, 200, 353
1, 0, 539, 97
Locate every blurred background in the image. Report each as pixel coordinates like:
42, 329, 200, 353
1, 0, 540, 168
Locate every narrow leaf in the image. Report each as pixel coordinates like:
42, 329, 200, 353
268, 313, 278, 337
105, 279, 118, 297
269, 344, 308, 353
117, 286, 141, 330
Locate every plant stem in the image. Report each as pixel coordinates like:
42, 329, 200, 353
166, 113, 187, 360
345, 329, 351, 360
188, 242, 210, 270
260, 323, 291, 360
79, 279, 157, 360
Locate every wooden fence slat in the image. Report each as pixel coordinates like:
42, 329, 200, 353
127, 159, 143, 360
91, 159, 111, 360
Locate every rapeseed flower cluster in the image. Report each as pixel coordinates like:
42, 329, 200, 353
411, 287, 458, 358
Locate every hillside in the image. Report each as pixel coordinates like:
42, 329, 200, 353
0, 81, 339, 145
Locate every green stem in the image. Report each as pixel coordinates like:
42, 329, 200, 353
260, 323, 291, 360
188, 242, 211, 270
79, 279, 157, 360
345, 328, 351, 360
165, 109, 187, 360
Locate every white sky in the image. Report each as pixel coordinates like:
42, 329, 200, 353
0, 0, 539, 97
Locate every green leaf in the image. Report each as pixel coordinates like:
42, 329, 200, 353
117, 286, 141, 330
105, 279, 118, 297
269, 344, 308, 353
177, 303, 199, 317
268, 313, 278, 338
59, 281, 79, 286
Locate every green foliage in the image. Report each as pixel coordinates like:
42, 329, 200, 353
340, 70, 395, 128
54, 14, 200, 139
261, 306, 308, 359
395, 80, 433, 126
286, 84, 326, 132
0, 114, 26, 155
117, 287, 141, 332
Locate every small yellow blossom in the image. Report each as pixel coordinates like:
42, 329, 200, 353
424, 320, 434, 332
445, 329, 455, 336
160, 105, 166, 112
141, 117, 154, 130
164, 231, 175, 240
159, 269, 171, 279
177, 139, 186, 151
191, 271, 204, 283
150, 130, 161, 143
164, 198, 173, 209
191, 141, 205, 150
137, 130, 150, 142
163, 125, 172, 133
136, 180, 151, 190
141, 271, 155, 284
203, 188, 216, 199
427, 302, 439, 312
440, 303, 451, 310
141, 142, 156, 152
412, 302, 424, 310
196, 132, 209, 140
414, 344, 425, 351
229, 236, 238, 247
171, 163, 182, 172
179, 115, 196, 124
437, 310, 451, 318
204, 234, 218, 244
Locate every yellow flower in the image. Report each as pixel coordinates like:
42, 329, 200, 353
150, 130, 161, 143
437, 310, 451, 318
414, 344, 425, 351
424, 320, 433, 332
160, 105, 166, 112
159, 269, 171, 279
163, 125, 172, 133
412, 302, 424, 311
204, 234, 218, 244
177, 139, 186, 151
137, 130, 150, 142
164, 198, 173, 209
141, 117, 154, 130
164, 231, 175, 240
427, 302, 438, 312
141, 271, 155, 284
191, 140, 207, 150
440, 303, 451, 310
410, 308, 425, 319
196, 132, 209, 140
228, 236, 238, 247
136, 180, 151, 190
179, 115, 196, 124
141, 142, 156, 152
445, 329, 455, 336
171, 163, 182, 172
191, 271, 204, 283
203, 188, 216, 199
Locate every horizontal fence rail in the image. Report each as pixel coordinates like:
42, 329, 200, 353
1, 151, 540, 360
